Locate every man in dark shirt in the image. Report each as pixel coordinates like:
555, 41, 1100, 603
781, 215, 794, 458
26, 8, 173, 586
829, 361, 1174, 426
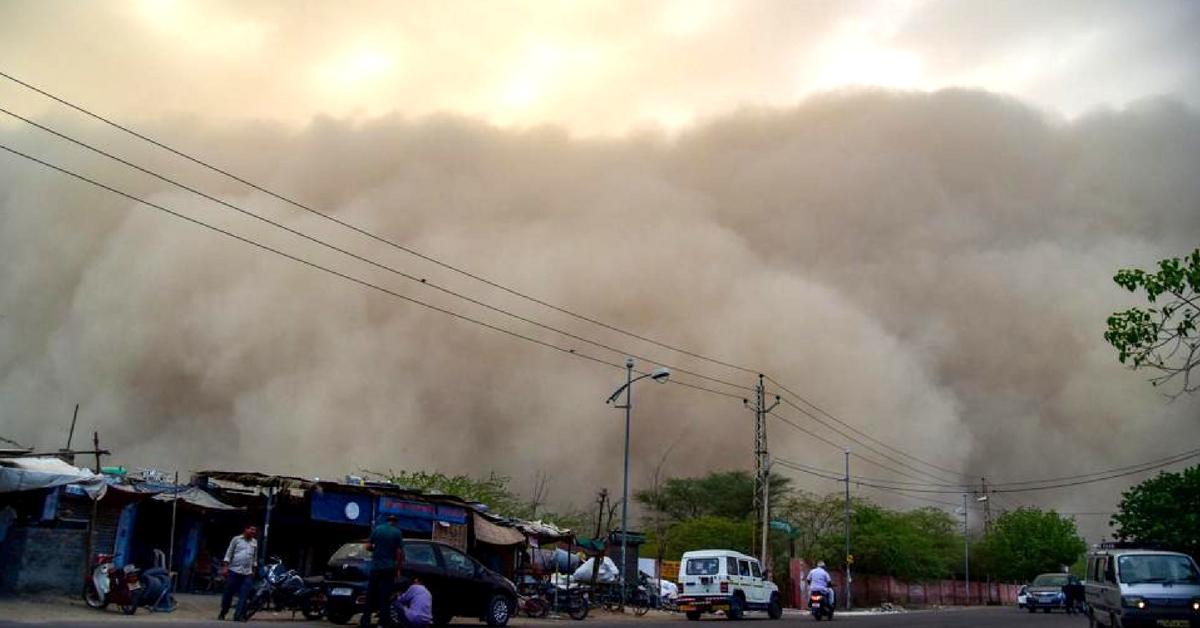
361, 514, 404, 627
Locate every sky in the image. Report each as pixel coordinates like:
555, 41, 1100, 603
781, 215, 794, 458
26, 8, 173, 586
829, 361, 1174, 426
1, 1, 1199, 539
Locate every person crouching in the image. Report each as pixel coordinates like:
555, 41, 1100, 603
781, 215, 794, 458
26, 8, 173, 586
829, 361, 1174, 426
391, 576, 433, 628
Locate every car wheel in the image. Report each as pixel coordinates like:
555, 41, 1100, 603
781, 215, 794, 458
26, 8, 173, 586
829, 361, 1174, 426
767, 594, 783, 620
484, 594, 512, 627
301, 595, 325, 620
686, 611, 703, 621
326, 608, 353, 625
726, 594, 744, 620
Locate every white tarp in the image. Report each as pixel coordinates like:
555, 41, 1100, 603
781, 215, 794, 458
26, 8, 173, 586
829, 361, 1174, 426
0, 457, 106, 498
572, 556, 620, 583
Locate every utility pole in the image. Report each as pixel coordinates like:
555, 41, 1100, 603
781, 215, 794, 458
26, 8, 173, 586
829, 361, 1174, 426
745, 375, 779, 569
962, 492, 970, 606
844, 450, 852, 610
981, 477, 993, 533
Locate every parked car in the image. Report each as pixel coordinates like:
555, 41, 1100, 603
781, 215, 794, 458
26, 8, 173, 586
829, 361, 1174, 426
1024, 573, 1076, 612
321, 539, 517, 626
1085, 545, 1200, 628
675, 549, 783, 620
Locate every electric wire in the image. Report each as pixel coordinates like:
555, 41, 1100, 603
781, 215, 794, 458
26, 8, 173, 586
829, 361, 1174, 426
0, 142, 750, 410
767, 374, 974, 481
0, 105, 755, 397
0, 69, 985, 482
0, 69, 762, 377
776, 398, 961, 485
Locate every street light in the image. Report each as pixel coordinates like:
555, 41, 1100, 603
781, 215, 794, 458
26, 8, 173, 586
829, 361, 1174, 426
606, 358, 670, 608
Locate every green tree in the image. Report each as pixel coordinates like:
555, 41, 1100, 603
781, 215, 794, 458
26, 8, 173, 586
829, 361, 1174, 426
773, 492, 848, 563
634, 470, 790, 522
1111, 465, 1200, 558
975, 508, 1087, 583
1105, 248, 1200, 396
813, 503, 960, 581
642, 516, 754, 559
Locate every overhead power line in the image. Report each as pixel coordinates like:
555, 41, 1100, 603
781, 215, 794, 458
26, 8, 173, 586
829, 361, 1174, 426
0, 142, 748, 408
0, 69, 761, 377
775, 398, 959, 485
0, 69, 976, 482
0, 106, 756, 399
767, 374, 974, 481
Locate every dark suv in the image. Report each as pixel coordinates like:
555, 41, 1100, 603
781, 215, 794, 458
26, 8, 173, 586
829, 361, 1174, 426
321, 540, 516, 626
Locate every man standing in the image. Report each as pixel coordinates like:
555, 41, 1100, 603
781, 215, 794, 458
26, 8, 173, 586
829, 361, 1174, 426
219, 525, 258, 621
362, 514, 404, 627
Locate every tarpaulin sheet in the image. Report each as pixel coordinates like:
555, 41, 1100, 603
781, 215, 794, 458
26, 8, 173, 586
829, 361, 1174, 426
473, 513, 525, 546
0, 457, 106, 498
151, 487, 240, 510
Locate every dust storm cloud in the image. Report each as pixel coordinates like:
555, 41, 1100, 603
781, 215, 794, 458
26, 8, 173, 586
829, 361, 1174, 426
1, 88, 1198, 534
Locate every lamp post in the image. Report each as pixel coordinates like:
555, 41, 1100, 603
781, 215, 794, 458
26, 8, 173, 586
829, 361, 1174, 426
607, 358, 670, 608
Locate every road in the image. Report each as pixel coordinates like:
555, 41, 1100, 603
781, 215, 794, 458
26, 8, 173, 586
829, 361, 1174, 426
0, 607, 1087, 628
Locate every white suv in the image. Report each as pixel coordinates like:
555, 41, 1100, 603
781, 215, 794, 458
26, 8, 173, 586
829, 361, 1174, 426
677, 550, 783, 620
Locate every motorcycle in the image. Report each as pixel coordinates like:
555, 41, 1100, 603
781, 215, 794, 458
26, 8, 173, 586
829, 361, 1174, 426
809, 589, 835, 621
243, 557, 326, 621
82, 554, 143, 615
543, 583, 589, 620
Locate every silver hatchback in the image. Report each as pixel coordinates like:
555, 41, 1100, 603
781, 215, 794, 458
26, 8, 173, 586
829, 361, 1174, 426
1085, 546, 1200, 627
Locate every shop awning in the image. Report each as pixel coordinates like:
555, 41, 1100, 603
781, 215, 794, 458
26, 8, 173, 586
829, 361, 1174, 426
0, 457, 106, 498
151, 486, 241, 510
473, 513, 526, 546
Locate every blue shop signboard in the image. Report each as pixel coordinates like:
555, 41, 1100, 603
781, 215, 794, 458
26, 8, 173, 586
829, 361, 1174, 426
311, 492, 374, 527
376, 497, 467, 533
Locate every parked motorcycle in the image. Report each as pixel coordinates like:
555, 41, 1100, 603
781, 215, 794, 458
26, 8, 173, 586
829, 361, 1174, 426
809, 589, 835, 621
82, 554, 143, 615
243, 557, 326, 621
543, 583, 590, 620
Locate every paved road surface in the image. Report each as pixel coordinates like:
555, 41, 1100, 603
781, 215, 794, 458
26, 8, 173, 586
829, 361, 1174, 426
0, 607, 1086, 628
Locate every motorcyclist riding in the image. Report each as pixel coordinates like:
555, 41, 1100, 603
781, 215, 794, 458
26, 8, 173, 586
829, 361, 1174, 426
807, 561, 835, 607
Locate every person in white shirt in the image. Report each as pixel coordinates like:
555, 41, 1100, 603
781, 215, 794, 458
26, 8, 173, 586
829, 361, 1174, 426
218, 525, 258, 621
807, 561, 835, 606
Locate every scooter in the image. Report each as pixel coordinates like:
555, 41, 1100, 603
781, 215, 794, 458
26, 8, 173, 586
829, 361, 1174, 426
243, 557, 326, 620
82, 554, 142, 615
809, 589, 835, 621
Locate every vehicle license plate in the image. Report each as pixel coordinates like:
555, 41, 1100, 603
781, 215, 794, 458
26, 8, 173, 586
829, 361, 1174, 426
679, 605, 697, 611
330, 587, 353, 596
1156, 621, 1187, 627
127, 582, 141, 591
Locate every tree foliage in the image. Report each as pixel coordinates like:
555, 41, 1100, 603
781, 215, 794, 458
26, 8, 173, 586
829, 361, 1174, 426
373, 469, 589, 530
975, 507, 1087, 583
642, 516, 755, 559
1105, 248, 1200, 396
1111, 465, 1200, 558
634, 470, 790, 522
811, 504, 961, 582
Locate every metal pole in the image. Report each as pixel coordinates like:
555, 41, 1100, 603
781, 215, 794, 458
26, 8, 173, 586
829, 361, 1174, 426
620, 357, 633, 609
261, 487, 274, 569
169, 470, 179, 589
761, 454, 770, 568
844, 450, 851, 610
963, 493, 970, 606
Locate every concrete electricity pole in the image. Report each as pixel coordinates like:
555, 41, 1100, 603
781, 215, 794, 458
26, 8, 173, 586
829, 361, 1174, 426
745, 375, 779, 569
844, 450, 852, 610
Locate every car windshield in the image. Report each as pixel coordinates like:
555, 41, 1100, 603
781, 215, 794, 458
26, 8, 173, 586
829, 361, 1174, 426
1032, 574, 1068, 587
686, 558, 720, 575
330, 543, 372, 561
1118, 555, 1200, 585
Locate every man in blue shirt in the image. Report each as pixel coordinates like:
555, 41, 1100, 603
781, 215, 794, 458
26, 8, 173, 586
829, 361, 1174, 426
361, 514, 404, 627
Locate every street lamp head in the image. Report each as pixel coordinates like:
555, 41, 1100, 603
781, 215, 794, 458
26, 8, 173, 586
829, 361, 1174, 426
625, 357, 635, 368
975, 495, 989, 503
649, 367, 671, 383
